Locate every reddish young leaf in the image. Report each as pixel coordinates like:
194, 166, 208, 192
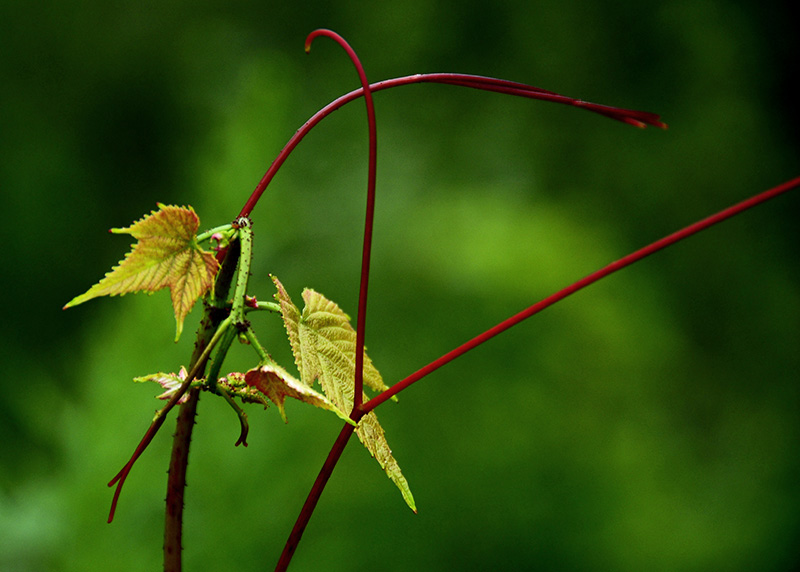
244, 363, 351, 424
134, 366, 196, 404
64, 204, 219, 340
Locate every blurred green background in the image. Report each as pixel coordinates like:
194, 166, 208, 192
1, 1, 798, 570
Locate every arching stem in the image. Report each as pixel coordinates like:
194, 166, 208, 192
237, 73, 665, 220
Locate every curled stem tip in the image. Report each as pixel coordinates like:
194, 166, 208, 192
305, 28, 350, 54
304, 28, 330, 53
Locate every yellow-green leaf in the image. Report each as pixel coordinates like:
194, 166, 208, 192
64, 204, 219, 341
272, 275, 416, 512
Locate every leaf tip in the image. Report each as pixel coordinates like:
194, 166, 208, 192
173, 314, 186, 343
402, 488, 417, 513
62, 292, 91, 310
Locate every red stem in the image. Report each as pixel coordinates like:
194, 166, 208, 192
304, 29, 377, 411
274, 422, 358, 572
106, 372, 201, 522
361, 175, 800, 413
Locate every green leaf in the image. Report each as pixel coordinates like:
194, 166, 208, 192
243, 363, 352, 424
64, 204, 220, 341
272, 275, 416, 512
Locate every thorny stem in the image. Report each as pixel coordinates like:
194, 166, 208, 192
305, 28, 377, 411
203, 321, 250, 445
164, 387, 200, 572
200, 220, 257, 446
163, 239, 240, 571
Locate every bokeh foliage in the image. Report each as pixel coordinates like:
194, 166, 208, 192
1, 1, 797, 570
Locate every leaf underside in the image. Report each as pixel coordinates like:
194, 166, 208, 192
272, 275, 416, 512
63, 204, 219, 341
